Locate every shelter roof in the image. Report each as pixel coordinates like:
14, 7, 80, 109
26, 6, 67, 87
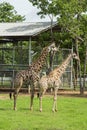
0, 22, 58, 42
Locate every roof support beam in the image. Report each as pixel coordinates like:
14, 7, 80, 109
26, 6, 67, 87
28, 37, 32, 65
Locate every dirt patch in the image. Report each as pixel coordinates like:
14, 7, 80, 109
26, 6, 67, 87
0, 90, 87, 99
0, 94, 9, 100
57, 90, 87, 98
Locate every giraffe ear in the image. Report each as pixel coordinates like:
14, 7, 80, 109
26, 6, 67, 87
73, 53, 80, 60
50, 42, 56, 47
73, 53, 77, 57
48, 46, 51, 52
48, 42, 57, 52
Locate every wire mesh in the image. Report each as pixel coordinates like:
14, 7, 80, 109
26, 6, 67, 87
0, 47, 73, 89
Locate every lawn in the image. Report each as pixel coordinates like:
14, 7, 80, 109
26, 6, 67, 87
0, 94, 87, 130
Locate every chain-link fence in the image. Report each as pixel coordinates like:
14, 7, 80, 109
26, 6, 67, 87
0, 47, 74, 89
0, 47, 29, 87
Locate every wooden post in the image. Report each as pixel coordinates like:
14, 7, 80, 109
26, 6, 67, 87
29, 37, 32, 65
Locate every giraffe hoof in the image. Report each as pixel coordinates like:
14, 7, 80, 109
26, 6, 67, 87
14, 108, 17, 111
40, 109, 42, 112
55, 109, 58, 112
30, 107, 33, 111
52, 109, 55, 112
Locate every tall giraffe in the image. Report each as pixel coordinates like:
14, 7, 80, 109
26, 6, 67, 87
13, 42, 57, 110
38, 53, 79, 112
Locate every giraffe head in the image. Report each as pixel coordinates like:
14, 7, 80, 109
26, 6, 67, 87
72, 53, 80, 61
48, 42, 57, 53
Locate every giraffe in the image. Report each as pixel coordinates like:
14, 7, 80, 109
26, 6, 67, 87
13, 42, 57, 110
38, 53, 79, 112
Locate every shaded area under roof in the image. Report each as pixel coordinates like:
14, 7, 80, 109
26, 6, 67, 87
0, 22, 58, 42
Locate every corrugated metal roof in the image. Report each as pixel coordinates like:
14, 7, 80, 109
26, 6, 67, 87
0, 22, 57, 37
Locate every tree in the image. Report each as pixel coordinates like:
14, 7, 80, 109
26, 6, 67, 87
0, 2, 25, 65
29, 0, 59, 72
80, 15, 87, 93
0, 2, 25, 22
51, 0, 87, 94
29, 0, 58, 41
29, 0, 87, 94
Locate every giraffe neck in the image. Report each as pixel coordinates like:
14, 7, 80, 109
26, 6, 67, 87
28, 46, 49, 73
49, 54, 72, 78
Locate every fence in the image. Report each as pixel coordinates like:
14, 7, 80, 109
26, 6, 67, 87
0, 47, 75, 89
0, 46, 29, 87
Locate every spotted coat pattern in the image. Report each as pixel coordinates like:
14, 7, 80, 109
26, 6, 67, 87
38, 53, 79, 112
13, 43, 57, 110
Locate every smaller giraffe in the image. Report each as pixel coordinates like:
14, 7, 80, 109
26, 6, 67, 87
38, 53, 79, 112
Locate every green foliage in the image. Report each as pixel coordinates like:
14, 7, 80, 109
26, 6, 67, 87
0, 2, 26, 66
29, 0, 87, 75
0, 2, 25, 22
29, 0, 56, 19
0, 95, 87, 130
29, 0, 87, 44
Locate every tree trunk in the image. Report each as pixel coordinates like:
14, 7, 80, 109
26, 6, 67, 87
83, 44, 87, 93
46, 51, 55, 75
75, 39, 83, 94
48, 15, 54, 73
73, 67, 77, 90
49, 14, 54, 42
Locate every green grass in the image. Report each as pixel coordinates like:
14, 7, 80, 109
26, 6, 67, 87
0, 94, 87, 130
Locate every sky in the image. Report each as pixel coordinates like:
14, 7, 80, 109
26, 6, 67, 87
0, 0, 55, 22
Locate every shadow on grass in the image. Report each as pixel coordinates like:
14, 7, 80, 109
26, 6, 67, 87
33, 128, 63, 130
19, 107, 41, 112
0, 108, 12, 111
19, 108, 30, 111
46, 128, 63, 130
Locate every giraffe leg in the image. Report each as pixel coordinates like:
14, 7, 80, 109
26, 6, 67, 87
52, 96, 57, 112
52, 88, 58, 112
13, 77, 23, 110
39, 95, 42, 112
30, 87, 34, 110
9, 92, 12, 99
55, 98, 58, 112
39, 88, 46, 112
13, 90, 18, 110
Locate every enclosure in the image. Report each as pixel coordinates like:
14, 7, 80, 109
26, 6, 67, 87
0, 22, 57, 89
0, 45, 74, 89
0, 22, 85, 91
